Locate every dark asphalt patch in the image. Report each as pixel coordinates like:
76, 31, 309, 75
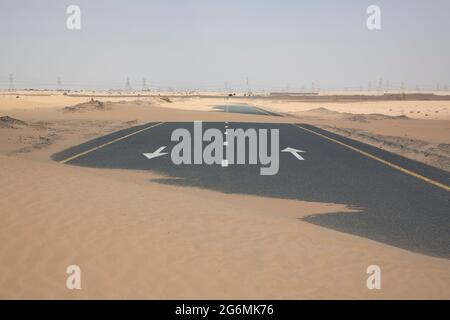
213, 104, 282, 116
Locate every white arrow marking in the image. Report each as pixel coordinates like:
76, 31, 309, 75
143, 146, 168, 160
282, 147, 306, 161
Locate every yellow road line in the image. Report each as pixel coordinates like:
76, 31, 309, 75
294, 124, 450, 192
59, 122, 165, 164
245, 105, 448, 192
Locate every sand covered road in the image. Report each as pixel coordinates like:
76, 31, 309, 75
0, 93, 449, 299
0, 97, 295, 162
1, 93, 450, 171
114, 94, 450, 171
250, 99, 450, 172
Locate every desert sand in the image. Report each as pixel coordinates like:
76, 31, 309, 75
0, 92, 449, 299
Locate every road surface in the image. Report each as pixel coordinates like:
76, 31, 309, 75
53, 105, 450, 258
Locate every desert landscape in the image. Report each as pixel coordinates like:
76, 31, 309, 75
0, 91, 449, 299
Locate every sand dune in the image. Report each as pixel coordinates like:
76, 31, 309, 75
255, 99, 450, 121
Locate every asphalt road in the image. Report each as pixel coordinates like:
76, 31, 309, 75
53, 105, 450, 258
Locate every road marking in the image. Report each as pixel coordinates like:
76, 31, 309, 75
143, 146, 168, 160
59, 122, 165, 164
253, 105, 450, 192
282, 147, 306, 161
294, 124, 450, 192
221, 159, 229, 167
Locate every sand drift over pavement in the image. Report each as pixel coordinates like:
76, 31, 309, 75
53, 111, 450, 258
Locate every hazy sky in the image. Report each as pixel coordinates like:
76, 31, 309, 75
1, 0, 449, 91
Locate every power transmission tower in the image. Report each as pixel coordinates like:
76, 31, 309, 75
142, 78, 148, 92
57, 76, 62, 91
8, 73, 15, 91
246, 76, 250, 94
124, 77, 131, 92
378, 78, 383, 92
